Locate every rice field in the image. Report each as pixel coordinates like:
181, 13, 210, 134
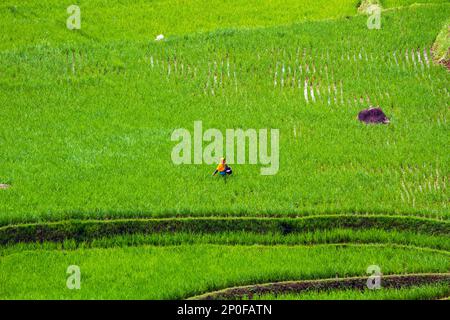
0, 0, 449, 300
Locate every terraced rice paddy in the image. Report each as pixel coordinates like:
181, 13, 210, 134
230, 283, 450, 300
0, 0, 449, 300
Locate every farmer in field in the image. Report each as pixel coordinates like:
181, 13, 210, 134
212, 157, 232, 177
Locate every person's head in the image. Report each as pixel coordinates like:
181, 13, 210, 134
220, 157, 226, 164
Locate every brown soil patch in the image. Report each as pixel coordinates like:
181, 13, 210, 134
431, 42, 450, 71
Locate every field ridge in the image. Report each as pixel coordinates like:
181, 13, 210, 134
189, 272, 450, 300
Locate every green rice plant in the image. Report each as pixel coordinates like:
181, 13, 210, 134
249, 283, 450, 300
381, 0, 449, 8
432, 19, 450, 65
0, 4, 449, 223
0, 0, 362, 51
1, 228, 449, 255
0, 244, 448, 299
0, 1, 449, 300
1, 215, 448, 250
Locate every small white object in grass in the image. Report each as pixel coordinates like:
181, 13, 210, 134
155, 34, 164, 41
0, 184, 10, 189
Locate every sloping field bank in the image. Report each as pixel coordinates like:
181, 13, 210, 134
0, 4, 449, 224
0, 0, 447, 50
0, 2, 449, 300
0, 215, 449, 251
0, 215, 449, 299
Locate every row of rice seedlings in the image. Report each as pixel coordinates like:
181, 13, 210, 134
400, 166, 448, 208
202, 60, 239, 96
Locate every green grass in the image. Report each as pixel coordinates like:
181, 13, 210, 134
250, 283, 450, 300
1, 244, 448, 299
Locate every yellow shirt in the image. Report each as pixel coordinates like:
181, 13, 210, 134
216, 164, 225, 172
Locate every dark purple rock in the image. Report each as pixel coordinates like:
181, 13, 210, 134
358, 107, 390, 124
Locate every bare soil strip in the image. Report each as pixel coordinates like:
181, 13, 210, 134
189, 273, 450, 300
